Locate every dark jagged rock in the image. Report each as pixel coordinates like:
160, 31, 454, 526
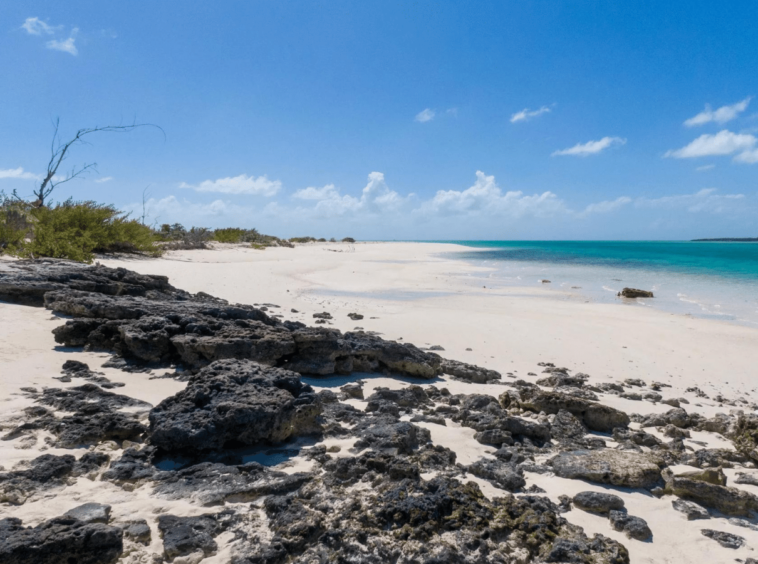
0, 260, 476, 380
340, 382, 364, 399
153, 461, 311, 506
148, 359, 322, 452
47, 409, 146, 448
700, 529, 744, 549
440, 358, 501, 383
123, 520, 151, 543
352, 420, 431, 455
732, 412, 758, 463
365, 385, 431, 413
537, 373, 588, 388
158, 511, 233, 560
101, 447, 157, 484
453, 393, 552, 446
735, 472, 758, 486
63, 503, 112, 524
0, 516, 123, 564
663, 472, 758, 516
679, 448, 748, 469
465, 458, 526, 491
617, 288, 654, 298
612, 428, 662, 449
474, 428, 513, 446
573, 491, 625, 514
506, 389, 630, 433
36, 383, 151, 413
0, 259, 177, 306
671, 499, 710, 520
0, 453, 108, 505
551, 450, 664, 489
608, 511, 652, 541
550, 409, 589, 443
9, 385, 149, 448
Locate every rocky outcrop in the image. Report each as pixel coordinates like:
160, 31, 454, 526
439, 358, 501, 383
672, 499, 710, 520
507, 389, 630, 433
551, 450, 664, 489
148, 359, 322, 453
617, 288, 654, 298
573, 491, 625, 514
0, 453, 109, 505
157, 512, 233, 560
0, 516, 123, 564
0, 260, 471, 380
663, 471, 758, 517
701, 529, 744, 549
609, 511, 652, 541
5, 385, 150, 448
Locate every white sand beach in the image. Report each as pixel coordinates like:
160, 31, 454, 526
2, 242, 758, 563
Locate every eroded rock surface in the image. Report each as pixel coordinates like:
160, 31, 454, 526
0, 516, 123, 564
551, 450, 664, 489
149, 359, 322, 452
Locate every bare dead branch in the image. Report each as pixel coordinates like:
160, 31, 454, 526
33, 120, 164, 207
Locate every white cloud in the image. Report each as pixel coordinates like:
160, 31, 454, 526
446, 108, 458, 117
552, 137, 626, 157
420, 171, 566, 218
579, 196, 632, 217
415, 108, 435, 123
510, 106, 551, 123
22, 17, 57, 35
636, 188, 745, 213
733, 148, 758, 164
695, 164, 715, 172
180, 174, 281, 196
0, 167, 39, 181
684, 97, 751, 127
292, 184, 339, 200
46, 29, 78, 56
294, 173, 407, 218
94, 176, 113, 183
664, 129, 756, 159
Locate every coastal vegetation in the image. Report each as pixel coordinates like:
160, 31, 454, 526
0, 194, 353, 262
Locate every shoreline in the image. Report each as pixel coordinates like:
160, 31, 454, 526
92, 241, 758, 415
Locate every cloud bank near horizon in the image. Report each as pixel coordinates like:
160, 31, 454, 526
113, 170, 750, 240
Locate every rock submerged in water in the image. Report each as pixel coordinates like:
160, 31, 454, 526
617, 288, 654, 298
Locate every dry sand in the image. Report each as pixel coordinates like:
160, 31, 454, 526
2, 241, 757, 563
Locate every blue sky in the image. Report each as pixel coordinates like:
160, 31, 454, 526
2, 1, 757, 239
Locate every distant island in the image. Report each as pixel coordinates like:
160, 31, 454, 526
692, 237, 758, 242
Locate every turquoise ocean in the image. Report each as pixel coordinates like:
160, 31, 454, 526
441, 241, 758, 327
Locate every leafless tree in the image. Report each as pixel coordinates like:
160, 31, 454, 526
27, 119, 163, 207
140, 185, 152, 225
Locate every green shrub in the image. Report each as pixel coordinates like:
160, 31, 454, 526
342, 237, 356, 243
212, 227, 263, 244
289, 236, 317, 244
6, 200, 161, 263
156, 224, 212, 250
0, 197, 33, 251
213, 228, 247, 243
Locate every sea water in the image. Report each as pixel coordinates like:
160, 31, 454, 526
442, 241, 758, 327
